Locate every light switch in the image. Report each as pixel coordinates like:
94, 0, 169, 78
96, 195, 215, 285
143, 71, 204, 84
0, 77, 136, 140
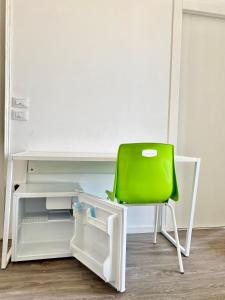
12, 110, 29, 121
12, 97, 29, 108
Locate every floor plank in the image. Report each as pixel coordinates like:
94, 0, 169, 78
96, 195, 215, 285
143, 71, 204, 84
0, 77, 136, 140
1, 229, 225, 300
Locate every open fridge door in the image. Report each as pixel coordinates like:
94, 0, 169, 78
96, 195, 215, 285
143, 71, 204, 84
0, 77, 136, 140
71, 193, 127, 292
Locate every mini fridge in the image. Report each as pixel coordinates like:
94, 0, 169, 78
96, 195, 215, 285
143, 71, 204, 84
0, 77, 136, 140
12, 183, 127, 292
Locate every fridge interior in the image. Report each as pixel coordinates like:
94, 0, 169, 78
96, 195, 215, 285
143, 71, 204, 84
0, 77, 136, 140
14, 197, 74, 260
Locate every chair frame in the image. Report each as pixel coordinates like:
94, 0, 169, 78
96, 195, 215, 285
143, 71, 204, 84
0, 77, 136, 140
154, 202, 184, 273
124, 201, 184, 274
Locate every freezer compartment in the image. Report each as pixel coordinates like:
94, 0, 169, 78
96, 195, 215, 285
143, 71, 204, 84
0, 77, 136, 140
71, 200, 116, 282
12, 197, 74, 261
46, 197, 72, 210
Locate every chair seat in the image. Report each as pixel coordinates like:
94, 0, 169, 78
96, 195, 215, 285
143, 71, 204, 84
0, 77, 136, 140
106, 190, 169, 204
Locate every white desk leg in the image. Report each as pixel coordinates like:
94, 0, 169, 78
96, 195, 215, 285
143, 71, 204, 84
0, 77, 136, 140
161, 159, 201, 256
1, 157, 14, 269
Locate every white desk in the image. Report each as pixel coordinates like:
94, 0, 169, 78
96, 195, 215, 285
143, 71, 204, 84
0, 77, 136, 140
11, 151, 117, 161
1, 151, 200, 269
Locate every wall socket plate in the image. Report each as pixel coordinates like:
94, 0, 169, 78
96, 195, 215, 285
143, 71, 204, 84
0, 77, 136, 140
12, 97, 29, 108
12, 109, 29, 121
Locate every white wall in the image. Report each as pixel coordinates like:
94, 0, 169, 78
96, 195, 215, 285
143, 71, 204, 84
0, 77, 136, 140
0, 0, 5, 239
11, 0, 173, 153
3, 0, 176, 237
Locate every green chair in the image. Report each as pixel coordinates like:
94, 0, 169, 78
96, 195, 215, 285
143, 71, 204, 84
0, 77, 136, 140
106, 143, 184, 273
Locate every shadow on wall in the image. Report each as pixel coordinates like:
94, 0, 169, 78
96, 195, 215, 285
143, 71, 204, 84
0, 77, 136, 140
0, 0, 5, 239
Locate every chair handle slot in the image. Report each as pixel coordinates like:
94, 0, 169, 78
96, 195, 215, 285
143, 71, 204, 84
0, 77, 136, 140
142, 149, 158, 157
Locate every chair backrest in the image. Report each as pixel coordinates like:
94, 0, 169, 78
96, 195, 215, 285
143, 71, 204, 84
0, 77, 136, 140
113, 143, 178, 204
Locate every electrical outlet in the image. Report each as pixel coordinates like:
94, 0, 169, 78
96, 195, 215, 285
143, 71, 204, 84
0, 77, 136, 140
12, 97, 29, 108
12, 110, 29, 121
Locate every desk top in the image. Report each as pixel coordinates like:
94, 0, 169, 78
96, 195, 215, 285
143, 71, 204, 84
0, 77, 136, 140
11, 151, 117, 161
10, 151, 200, 163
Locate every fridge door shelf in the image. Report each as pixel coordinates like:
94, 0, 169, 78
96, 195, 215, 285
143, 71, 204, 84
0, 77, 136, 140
74, 206, 115, 234
70, 242, 112, 282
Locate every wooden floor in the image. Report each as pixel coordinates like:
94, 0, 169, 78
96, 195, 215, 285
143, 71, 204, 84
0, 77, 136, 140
1, 229, 225, 300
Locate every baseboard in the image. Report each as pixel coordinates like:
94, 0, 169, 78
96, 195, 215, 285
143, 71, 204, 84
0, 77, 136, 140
127, 225, 225, 234
127, 225, 154, 234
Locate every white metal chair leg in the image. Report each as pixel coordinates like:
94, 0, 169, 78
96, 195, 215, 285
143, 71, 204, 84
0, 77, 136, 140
166, 202, 184, 274
153, 206, 159, 244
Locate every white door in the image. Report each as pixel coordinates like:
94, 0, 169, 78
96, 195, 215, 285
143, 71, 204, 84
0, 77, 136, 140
71, 193, 127, 292
178, 12, 225, 228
